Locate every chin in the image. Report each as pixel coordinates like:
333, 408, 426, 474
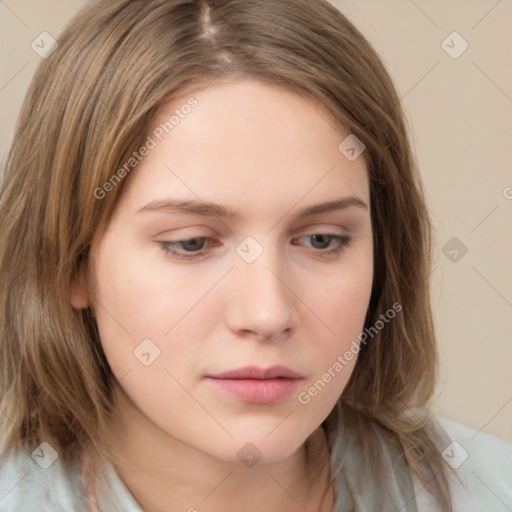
207, 427, 314, 468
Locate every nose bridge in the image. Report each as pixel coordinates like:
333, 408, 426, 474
227, 237, 295, 338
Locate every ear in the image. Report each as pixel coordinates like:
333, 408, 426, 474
70, 269, 91, 309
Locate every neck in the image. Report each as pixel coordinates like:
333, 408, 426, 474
103, 389, 334, 512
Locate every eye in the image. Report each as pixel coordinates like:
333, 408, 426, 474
158, 233, 352, 261
292, 234, 351, 256
159, 237, 215, 260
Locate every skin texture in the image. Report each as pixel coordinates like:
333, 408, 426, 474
72, 78, 374, 512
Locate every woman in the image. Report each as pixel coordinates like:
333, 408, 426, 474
0, 1, 510, 511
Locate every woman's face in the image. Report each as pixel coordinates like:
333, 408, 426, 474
74, 78, 373, 465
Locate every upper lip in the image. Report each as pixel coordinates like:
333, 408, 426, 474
208, 365, 303, 380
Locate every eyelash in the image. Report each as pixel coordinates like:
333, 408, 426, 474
158, 234, 352, 260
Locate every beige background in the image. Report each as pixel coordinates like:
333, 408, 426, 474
1, 1, 511, 442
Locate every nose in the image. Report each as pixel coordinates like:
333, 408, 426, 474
225, 248, 297, 341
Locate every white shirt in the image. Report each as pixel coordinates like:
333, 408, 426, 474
0, 417, 510, 511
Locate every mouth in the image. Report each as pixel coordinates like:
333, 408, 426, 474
206, 365, 304, 405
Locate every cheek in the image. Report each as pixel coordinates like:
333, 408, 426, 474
90, 241, 226, 377
304, 248, 373, 344
295, 251, 373, 405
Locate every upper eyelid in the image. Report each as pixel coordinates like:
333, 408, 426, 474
160, 223, 349, 239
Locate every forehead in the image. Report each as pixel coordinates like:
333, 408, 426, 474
116, 78, 369, 219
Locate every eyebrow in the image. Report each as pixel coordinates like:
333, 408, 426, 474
136, 196, 368, 219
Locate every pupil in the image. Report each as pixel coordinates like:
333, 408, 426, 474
183, 238, 204, 251
311, 234, 331, 249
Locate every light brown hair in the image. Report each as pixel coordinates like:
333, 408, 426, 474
0, 0, 452, 509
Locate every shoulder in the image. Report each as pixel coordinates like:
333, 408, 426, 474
0, 443, 89, 512
438, 417, 512, 511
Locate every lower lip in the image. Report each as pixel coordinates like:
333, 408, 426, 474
206, 377, 302, 405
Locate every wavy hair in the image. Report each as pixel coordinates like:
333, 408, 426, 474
0, 0, 452, 509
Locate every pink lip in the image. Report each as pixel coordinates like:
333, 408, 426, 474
209, 365, 303, 380
206, 365, 304, 405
